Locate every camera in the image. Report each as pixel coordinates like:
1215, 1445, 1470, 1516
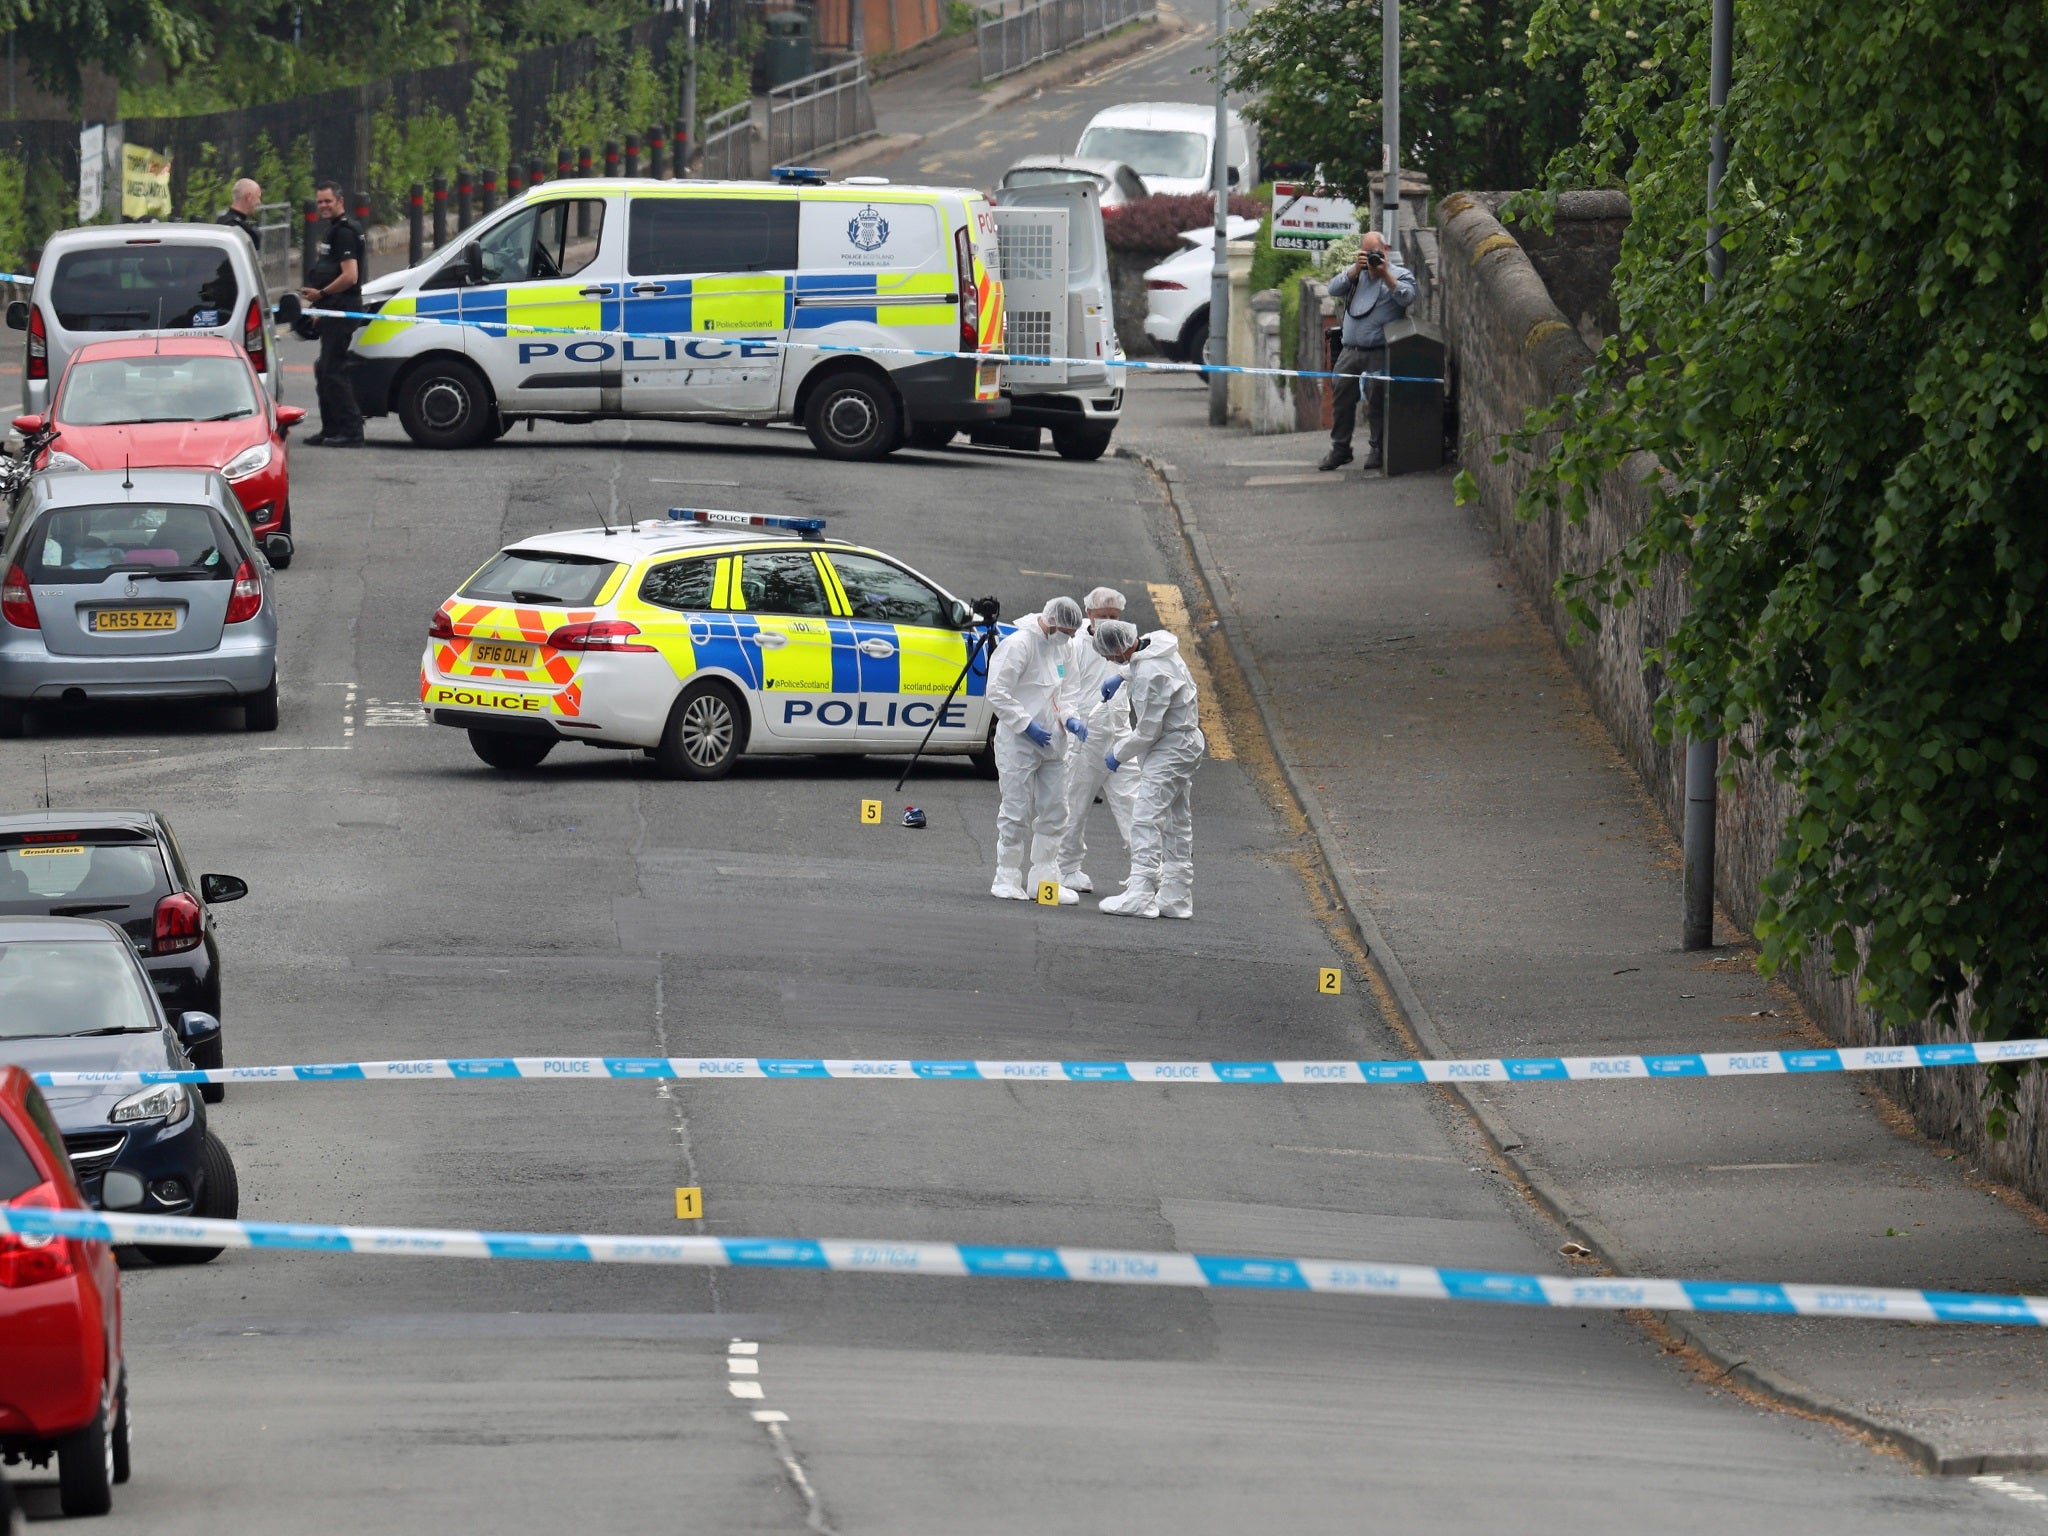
1364, 249, 1385, 269
971, 595, 1002, 623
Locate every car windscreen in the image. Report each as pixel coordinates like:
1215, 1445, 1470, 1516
0, 939, 158, 1038
23, 502, 230, 584
57, 353, 259, 426
1075, 127, 1208, 180
460, 550, 618, 607
51, 244, 243, 333
0, 832, 171, 933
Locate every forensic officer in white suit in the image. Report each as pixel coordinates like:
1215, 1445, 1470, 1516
984, 595, 1086, 903
1054, 586, 1138, 893
1090, 619, 1206, 919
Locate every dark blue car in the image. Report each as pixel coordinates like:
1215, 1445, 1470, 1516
0, 915, 238, 1264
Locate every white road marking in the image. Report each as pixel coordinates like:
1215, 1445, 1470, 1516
365, 700, 428, 727
1702, 1162, 1820, 1171
1244, 474, 1329, 487
729, 1340, 760, 1355
728, 1380, 765, 1399
729, 1357, 761, 1375
1273, 1145, 1458, 1163
751, 1409, 789, 1424
1971, 1474, 2048, 1517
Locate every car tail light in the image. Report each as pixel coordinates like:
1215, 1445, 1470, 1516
954, 225, 980, 354
225, 559, 262, 624
428, 608, 455, 640
152, 890, 203, 955
546, 619, 654, 652
244, 297, 267, 373
1, 563, 36, 629
26, 304, 46, 381
0, 1185, 75, 1288
1146, 279, 1188, 291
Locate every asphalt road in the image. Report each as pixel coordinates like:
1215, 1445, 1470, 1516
0, 375, 2034, 1531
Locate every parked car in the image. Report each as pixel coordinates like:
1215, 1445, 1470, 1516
0, 916, 238, 1264
0, 466, 282, 737
997, 155, 1149, 209
0, 1063, 130, 1517
19, 335, 305, 565
5, 222, 280, 417
1074, 102, 1258, 198
1140, 215, 1263, 364
0, 811, 247, 1103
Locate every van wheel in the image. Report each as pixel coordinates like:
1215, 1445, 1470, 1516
56, 1405, 113, 1516
804, 370, 900, 461
398, 358, 494, 449
0, 699, 23, 738
139, 1133, 236, 1266
468, 728, 554, 770
907, 424, 956, 451
656, 681, 747, 780
1052, 427, 1113, 462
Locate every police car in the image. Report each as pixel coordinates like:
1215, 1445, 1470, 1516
422, 509, 1011, 777
354, 171, 1008, 461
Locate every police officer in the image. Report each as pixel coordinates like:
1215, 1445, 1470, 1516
300, 180, 364, 447
217, 178, 262, 249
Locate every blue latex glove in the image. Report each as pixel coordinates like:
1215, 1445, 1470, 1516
1064, 716, 1089, 742
1104, 751, 1121, 773
1022, 722, 1054, 749
1100, 676, 1122, 702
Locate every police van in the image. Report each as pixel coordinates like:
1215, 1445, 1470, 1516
354, 171, 1008, 461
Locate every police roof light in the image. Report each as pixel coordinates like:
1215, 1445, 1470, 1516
770, 165, 832, 185
666, 507, 829, 539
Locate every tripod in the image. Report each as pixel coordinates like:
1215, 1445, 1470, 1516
894, 603, 1001, 792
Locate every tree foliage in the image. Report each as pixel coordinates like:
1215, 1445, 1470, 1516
1217, 0, 1652, 202
1511, 0, 2048, 1131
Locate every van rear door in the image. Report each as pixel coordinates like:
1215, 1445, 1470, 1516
991, 182, 1116, 387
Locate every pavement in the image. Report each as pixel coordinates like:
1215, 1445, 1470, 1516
1117, 370, 2048, 1473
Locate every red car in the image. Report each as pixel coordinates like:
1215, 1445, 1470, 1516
15, 334, 305, 569
0, 1064, 128, 1517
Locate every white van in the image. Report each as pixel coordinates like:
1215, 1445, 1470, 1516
985, 179, 1125, 461
6, 224, 279, 415
1075, 103, 1259, 200
351, 174, 1009, 460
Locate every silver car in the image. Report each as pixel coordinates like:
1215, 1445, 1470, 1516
0, 468, 281, 736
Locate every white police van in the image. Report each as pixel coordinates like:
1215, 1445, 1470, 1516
352, 171, 1009, 461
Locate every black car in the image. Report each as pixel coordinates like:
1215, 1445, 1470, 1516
0, 811, 245, 1102
0, 915, 237, 1263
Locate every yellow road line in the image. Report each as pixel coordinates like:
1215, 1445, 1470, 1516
1146, 581, 1236, 761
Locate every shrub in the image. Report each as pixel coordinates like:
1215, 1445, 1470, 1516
1101, 192, 1265, 256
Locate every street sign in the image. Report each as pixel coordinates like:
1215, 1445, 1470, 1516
78, 123, 104, 222
1271, 182, 1359, 252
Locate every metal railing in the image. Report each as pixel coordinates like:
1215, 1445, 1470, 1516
255, 201, 295, 297
976, 0, 1154, 82
699, 101, 754, 180
766, 60, 875, 167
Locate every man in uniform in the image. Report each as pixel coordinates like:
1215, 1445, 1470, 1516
217, 178, 263, 249
300, 180, 364, 447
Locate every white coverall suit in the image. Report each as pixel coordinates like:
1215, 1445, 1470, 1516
983, 618, 1072, 896
1108, 630, 1205, 918
1056, 624, 1138, 888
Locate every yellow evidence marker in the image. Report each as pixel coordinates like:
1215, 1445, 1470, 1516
1037, 880, 1062, 905
675, 1187, 704, 1220
1318, 967, 1343, 995
859, 799, 882, 824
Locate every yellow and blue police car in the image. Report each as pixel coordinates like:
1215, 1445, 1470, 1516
421, 509, 1008, 777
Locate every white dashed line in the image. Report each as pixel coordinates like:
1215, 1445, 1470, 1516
728, 1380, 765, 1399
1972, 1474, 2048, 1516
729, 1357, 760, 1375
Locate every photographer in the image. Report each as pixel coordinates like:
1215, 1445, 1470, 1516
1319, 230, 1416, 473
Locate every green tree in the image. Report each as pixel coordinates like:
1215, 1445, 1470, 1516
0, 0, 203, 103
1506, 0, 2048, 1130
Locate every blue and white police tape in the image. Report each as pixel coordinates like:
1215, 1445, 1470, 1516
34, 1035, 2048, 1091
296, 302, 1440, 386
2, 1204, 2041, 1323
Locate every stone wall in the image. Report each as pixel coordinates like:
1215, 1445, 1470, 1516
1436, 189, 2048, 1205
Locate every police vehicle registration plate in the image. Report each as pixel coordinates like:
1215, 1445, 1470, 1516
469, 641, 537, 668
94, 608, 176, 631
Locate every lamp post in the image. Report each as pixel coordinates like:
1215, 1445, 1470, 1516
1206, 0, 1230, 425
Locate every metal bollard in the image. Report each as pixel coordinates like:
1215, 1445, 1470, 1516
408, 184, 424, 267
604, 140, 620, 179
557, 146, 573, 183
480, 167, 498, 215
432, 175, 448, 248
301, 200, 318, 285
675, 122, 691, 180
578, 145, 593, 178
648, 125, 666, 180
352, 191, 373, 283
457, 169, 473, 231
528, 157, 544, 188
507, 161, 524, 198
624, 133, 640, 178
577, 147, 594, 238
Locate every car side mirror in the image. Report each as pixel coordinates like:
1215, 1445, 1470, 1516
948, 597, 973, 629
263, 533, 294, 566
176, 1011, 223, 1048
11, 414, 43, 435
200, 873, 248, 904
276, 405, 307, 429
4, 301, 25, 332
463, 242, 484, 285
101, 1169, 146, 1210
273, 292, 303, 326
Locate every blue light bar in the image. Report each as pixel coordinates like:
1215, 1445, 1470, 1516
666, 507, 828, 537
770, 165, 831, 185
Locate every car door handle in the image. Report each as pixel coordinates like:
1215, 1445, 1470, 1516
749, 632, 788, 649
630, 284, 667, 295
857, 637, 897, 658
578, 285, 610, 297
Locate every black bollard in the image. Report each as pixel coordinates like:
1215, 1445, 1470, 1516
408, 183, 424, 267
432, 175, 448, 248
506, 161, 524, 198
624, 133, 640, 178
604, 140, 620, 179
648, 125, 666, 180
480, 167, 497, 215
457, 169, 473, 230
527, 157, 544, 188
301, 200, 318, 285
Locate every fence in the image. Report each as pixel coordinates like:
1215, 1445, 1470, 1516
976, 0, 1155, 82
766, 61, 875, 167
699, 102, 755, 180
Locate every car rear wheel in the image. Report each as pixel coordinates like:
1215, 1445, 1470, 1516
656, 681, 746, 780
1181, 319, 1209, 377
804, 370, 901, 461
1052, 427, 1113, 462
56, 1405, 113, 1516
468, 728, 555, 771
244, 675, 279, 732
0, 699, 23, 738
111, 1370, 131, 1485
138, 1133, 236, 1266
398, 358, 495, 450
